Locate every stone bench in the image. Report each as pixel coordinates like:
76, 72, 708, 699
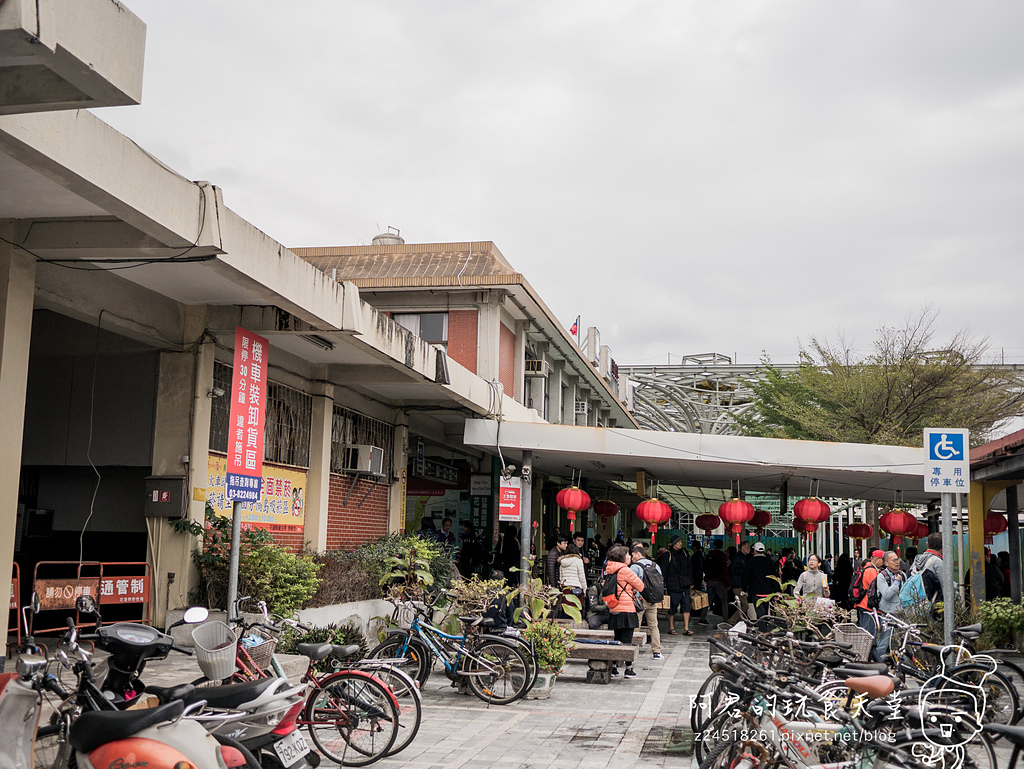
567, 642, 638, 684
571, 628, 648, 646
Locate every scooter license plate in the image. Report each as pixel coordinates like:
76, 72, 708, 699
273, 730, 312, 768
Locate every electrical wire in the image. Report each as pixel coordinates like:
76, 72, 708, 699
79, 310, 106, 564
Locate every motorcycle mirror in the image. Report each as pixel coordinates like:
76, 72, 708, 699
182, 606, 209, 624
30, 592, 41, 614
76, 594, 98, 615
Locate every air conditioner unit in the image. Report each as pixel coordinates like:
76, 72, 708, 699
342, 444, 385, 476
574, 400, 589, 415
524, 359, 550, 378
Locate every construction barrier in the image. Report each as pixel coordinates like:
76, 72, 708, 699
31, 561, 151, 635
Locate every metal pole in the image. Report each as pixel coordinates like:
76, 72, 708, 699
226, 500, 242, 617
1008, 484, 1021, 604
941, 493, 954, 646
956, 493, 966, 599
519, 451, 533, 592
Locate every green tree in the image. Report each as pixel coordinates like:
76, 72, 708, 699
734, 309, 1024, 446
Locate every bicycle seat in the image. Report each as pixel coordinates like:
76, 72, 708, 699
916, 643, 945, 658
332, 644, 361, 658
953, 623, 983, 639
833, 663, 889, 677
70, 700, 184, 753
460, 616, 495, 627
145, 682, 197, 704
297, 642, 334, 661
844, 675, 895, 699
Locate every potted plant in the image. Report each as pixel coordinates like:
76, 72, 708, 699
508, 558, 583, 698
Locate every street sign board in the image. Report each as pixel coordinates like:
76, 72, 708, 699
498, 477, 521, 522
226, 327, 269, 501
923, 428, 969, 492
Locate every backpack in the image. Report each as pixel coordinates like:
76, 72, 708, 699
866, 570, 889, 610
900, 554, 938, 608
599, 570, 623, 611
638, 561, 665, 604
848, 560, 874, 605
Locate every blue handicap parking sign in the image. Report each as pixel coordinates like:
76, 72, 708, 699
928, 431, 964, 462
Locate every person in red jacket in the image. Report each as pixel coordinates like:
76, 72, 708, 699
605, 543, 645, 679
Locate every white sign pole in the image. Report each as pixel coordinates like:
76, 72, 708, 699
924, 427, 969, 647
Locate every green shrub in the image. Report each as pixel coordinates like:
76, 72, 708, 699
978, 597, 1024, 650
349, 533, 454, 597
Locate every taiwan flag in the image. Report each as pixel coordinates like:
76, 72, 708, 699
569, 316, 579, 336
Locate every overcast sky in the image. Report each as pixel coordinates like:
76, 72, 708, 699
101, 1, 1024, 368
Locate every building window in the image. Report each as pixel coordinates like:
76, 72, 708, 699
394, 312, 448, 347
330, 405, 395, 478
209, 361, 312, 468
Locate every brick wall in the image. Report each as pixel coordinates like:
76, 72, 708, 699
498, 322, 515, 398
325, 474, 391, 551
271, 529, 306, 553
447, 309, 478, 373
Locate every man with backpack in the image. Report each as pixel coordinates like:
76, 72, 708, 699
901, 533, 944, 610
630, 544, 664, 659
851, 549, 884, 661
657, 535, 694, 635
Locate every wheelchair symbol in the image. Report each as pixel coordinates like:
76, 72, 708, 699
930, 433, 962, 461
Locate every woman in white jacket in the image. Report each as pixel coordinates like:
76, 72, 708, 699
558, 544, 588, 617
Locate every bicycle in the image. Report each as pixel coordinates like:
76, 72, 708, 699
366, 592, 532, 705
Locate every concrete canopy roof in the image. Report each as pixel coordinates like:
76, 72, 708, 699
464, 419, 931, 505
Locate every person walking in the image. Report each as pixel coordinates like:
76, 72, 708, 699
729, 541, 751, 621
658, 535, 694, 635
604, 544, 645, 678
909, 533, 944, 608
854, 550, 884, 661
873, 550, 906, 660
834, 553, 853, 609
558, 542, 588, 616
743, 542, 779, 627
630, 544, 663, 660
793, 554, 830, 600
703, 540, 730, 622
545, 535, 568, 586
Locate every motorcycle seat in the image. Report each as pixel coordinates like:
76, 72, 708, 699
832, 663, 888, 677
183, 676, 280, 709
146, 683, 196, 704
70, 700, 184, 753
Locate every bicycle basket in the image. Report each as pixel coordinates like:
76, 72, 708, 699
192, 621, 238, 680
833, 623, 874, 662
235, 625, 278, 671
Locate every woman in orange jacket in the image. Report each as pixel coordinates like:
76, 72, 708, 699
604, 543, 645, 678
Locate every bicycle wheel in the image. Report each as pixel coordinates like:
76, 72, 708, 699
994, 657, 1024, 722
363, 663, 422, 757
366, 636, 431, 687
886, 729, 998, 769
699, 735, 765, 769
35, 724, 74, 769
691, 672, 728, 734
940, 663, 1020, 727
694, 708, 753, 767
464, 640, 530, 705
305, 671, 398, 766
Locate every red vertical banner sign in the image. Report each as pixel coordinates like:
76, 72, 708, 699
226, 327, 269, 502
498, 477, 521, 523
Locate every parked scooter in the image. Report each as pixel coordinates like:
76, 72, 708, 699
5, 598, 249, 769
71, 594, 318, 769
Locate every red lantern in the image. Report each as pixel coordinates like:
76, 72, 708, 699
695, 514, 720, 537
637, 498, 672, 545
915, 521, 929, 540
556, 486, 591, 534
793, 517, 816, 538
751, 509, 772, 535
593, 499, 619, 519
879, 509, 917, 547
793, 497, 831, 527
718, 498, 755, 545
985, 512, 1008, 545
845, 522, 873, 541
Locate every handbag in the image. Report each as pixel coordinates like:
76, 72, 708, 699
632, 590, 644, 612
690, 589, 709, 611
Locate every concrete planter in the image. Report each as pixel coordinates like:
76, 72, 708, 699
526, 669, 557, 699
296, 599, 395, 644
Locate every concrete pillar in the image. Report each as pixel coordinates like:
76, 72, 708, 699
392, 416, 410, 533
303, 374, 334, 553
476, 292, 501, 383
0, 223, 36, 663
1007, 484, 1021, 604
968, 480, 1016, 605
514, 320, 528, 404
